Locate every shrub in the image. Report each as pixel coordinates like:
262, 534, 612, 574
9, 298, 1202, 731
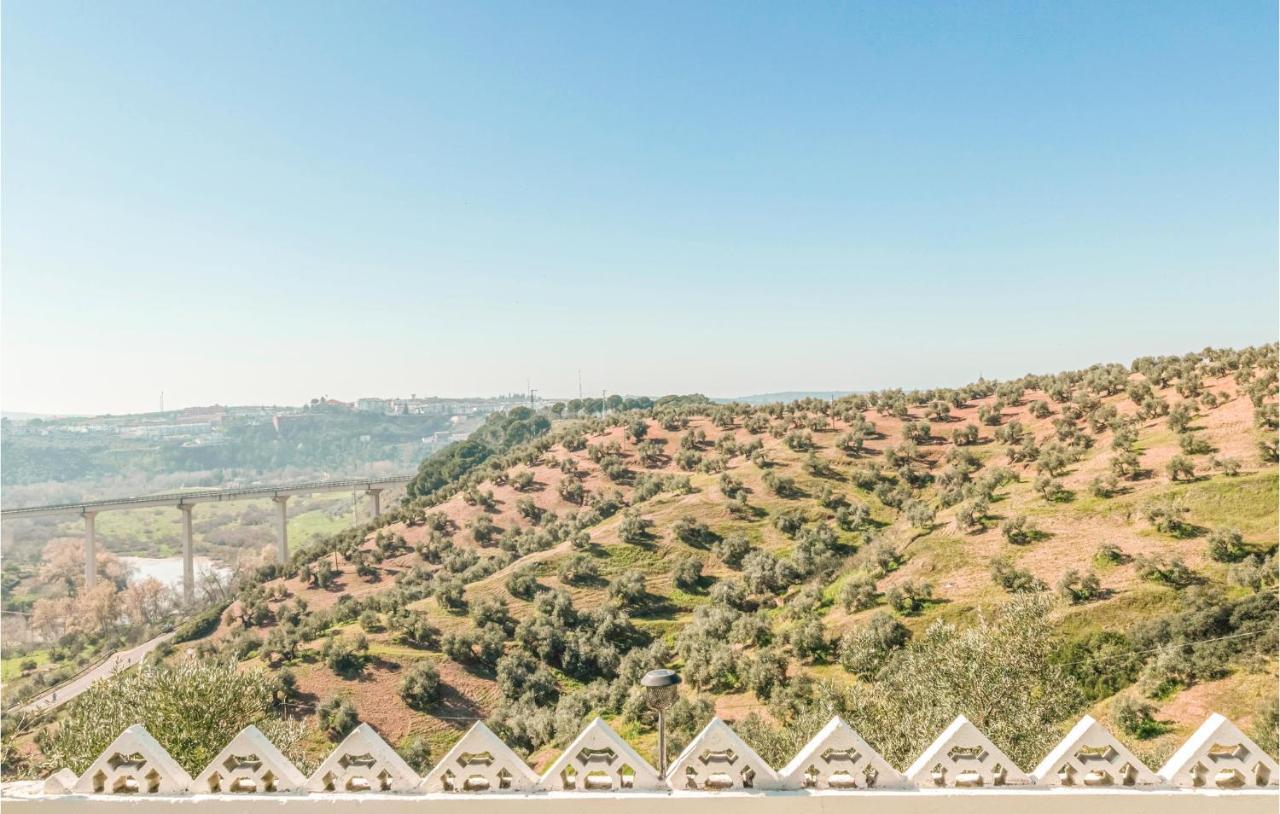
322, 633, 369, 678
1001, 515, 1040, 545
838, 611, 910, 678
35, 659, 276, 775
359, 608, 382, 633
1094, 543, 1129, 566
1112, 697, 1165, 739
1134, 554, 1195, 587
399, 660, 442, 710
840, 574, 878, 611
1207, 527, 1249, 562
557, 553, 599, 585
619, 510, 652, 544
505, 566, 540, 599
317, 696, 360, 741
1088, 473, 1119, 498
673, 557, 703, 591
990, 557, 1045, 593
608, 570, 647, 605
1166, 455, 1195, 481
1211, 456, 1242, 476
1057, 570, 1102, 604
713, 533, 752, 568
886, 580, 933, 614
1142, 498, 1190, 535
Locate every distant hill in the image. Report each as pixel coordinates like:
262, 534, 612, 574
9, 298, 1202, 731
719, 390, 859, 405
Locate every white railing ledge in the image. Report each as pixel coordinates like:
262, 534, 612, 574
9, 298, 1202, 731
1, 784, 1277, 813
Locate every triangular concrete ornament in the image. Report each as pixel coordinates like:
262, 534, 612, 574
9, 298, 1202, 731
306, 723, 419, 793
905, 715, 1030, 788
539, 717, 662, 791
668, 717, 778, 792
421, 721, 538, 793
1159, 713, 1278, 789
778, 716, 907, 790
42, 768, 78, 795
72, 724, 192, 795
1032, 716, 1158, 787
193, 724, 307, 793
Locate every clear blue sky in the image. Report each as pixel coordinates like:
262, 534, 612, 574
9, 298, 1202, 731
3, 1, 1276, 414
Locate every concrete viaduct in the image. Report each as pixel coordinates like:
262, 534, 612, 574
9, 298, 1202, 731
0, 475, 412, 604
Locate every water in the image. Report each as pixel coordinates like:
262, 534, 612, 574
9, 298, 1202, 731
120, 555, 230, 588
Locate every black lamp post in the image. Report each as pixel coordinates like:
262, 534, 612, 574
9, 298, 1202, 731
641, 668, 682, 778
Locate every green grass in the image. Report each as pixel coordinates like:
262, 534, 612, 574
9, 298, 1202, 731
1, 649, 50, 681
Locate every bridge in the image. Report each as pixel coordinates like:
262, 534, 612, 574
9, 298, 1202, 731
0, 475, 414, 603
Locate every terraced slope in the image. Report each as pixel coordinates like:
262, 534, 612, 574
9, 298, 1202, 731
192, 347, 1278, 771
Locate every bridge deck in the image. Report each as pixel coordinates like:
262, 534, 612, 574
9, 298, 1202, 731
0, 475, 413, 518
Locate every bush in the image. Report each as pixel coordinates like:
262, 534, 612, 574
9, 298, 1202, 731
399, 660, 442, 710
1112, 697, 1165, 739
1093, 542, 1128, 566
1166, 455, 1196, 481
317, 696, 360, 741
557, 553, 599, 585
1057, 570, 1102, 604
35, 659, 276, 775
1134, 554, 1195, 587
990, 557, 1045, 593
673, 557, 703, 591
619, 510, 652, 544
1143, 499, 1190, 535
1207, 528, 1248, 563
608, 570, 647, 605
1001, 515, 1041, 545
840, 574, 878, 611
838, 611, 910, 678
322, 633, 369, 678
713, 533, 752, 568
172, 599, 233, 643
505, 566, 540, 599
886, 580, 932, 614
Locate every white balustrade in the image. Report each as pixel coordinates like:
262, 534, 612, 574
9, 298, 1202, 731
11, 711, 1277, 810
904, 715, 1031, 788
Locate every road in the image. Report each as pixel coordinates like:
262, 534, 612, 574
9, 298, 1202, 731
16, 631, 175, 715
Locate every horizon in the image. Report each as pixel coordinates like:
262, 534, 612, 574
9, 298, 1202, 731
3, 1, 1277, 415
3, 338, 1275, 417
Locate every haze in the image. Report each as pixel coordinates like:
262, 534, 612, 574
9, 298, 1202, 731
3, 1, 1276, 415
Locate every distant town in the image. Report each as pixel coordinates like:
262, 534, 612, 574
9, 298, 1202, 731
1, 394, 558, 450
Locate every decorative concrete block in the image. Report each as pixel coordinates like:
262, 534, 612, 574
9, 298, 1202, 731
668, 718, 778, 792
306, 723, 419, 793
539, 717, 662, 792
193, 724, 307, 794
421, 721, 538, 793
71, 724, 192, 795
905, 715, 1030, 788
1033, 715, 1158, 787
778, 716, 907, 790
41, 769, 77, 796
1159, 713, 1278, 789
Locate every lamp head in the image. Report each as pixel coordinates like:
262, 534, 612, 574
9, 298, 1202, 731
641, 668, 681, 711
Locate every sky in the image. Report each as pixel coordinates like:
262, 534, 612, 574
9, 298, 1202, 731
2, 1, 1276, 415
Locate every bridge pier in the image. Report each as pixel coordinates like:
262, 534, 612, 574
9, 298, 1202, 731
83, 512, 98, 591
179, 505, 195, 604
366, 488, 383, 519
273, 496, 290, 564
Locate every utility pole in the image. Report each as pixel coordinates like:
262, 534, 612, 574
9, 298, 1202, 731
578, 370, 582, 401
601, 389, 607, 417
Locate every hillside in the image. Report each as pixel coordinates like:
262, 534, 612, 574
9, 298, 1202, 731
18, 346, 1278, 778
